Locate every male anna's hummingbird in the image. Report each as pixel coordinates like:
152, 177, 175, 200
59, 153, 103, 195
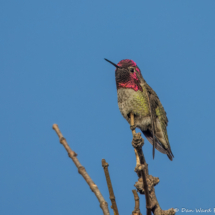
105, 58, 174, 161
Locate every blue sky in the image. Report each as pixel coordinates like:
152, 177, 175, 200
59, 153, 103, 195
1, 0, 215, 214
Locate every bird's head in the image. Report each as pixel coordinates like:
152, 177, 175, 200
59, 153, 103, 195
105, 59, 143, 92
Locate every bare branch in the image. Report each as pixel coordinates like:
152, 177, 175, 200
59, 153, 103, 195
52, 124, 110, 215
102, 159, 119, 215
130, 114, 175, 215
130, 113, 152, 215
132, 189, 142, 215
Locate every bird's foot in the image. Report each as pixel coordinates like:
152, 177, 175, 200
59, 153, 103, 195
130, 124, 137, 131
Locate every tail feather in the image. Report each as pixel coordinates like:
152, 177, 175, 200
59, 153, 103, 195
142, 130, 174, 161
166, 147, 174, 161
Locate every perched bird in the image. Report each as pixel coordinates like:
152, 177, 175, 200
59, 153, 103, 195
105, 58, 174, 161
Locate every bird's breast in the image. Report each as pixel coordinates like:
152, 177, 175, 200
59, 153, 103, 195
117, 88, 151, 130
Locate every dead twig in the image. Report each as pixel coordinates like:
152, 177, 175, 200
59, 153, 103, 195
52, 124, 110, 215
102, 159, 119, 215
132, 189, 142, 215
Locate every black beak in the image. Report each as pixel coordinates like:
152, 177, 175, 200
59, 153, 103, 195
104, 58, 121, 68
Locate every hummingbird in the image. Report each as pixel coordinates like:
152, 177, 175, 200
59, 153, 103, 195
105, 58, 174, 161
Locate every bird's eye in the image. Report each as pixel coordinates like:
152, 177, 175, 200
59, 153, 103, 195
130, 68, 134, 73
